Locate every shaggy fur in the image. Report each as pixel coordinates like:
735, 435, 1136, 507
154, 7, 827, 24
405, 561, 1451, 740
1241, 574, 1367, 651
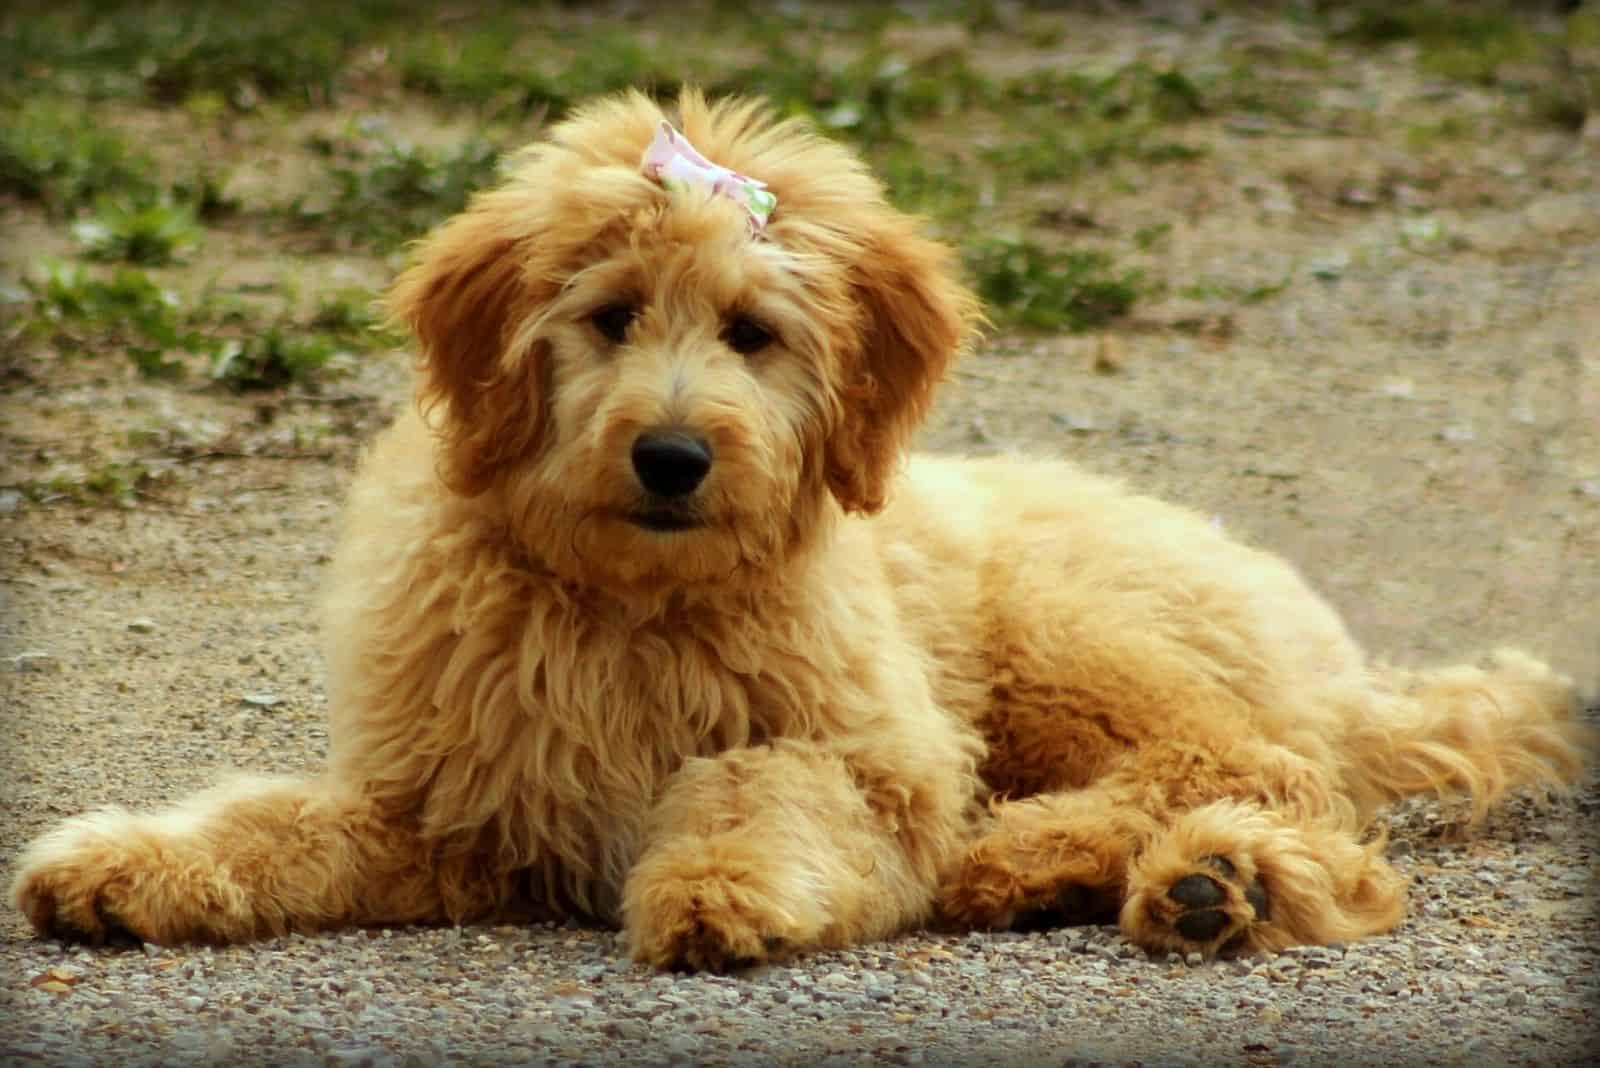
12, 91, 1592, 970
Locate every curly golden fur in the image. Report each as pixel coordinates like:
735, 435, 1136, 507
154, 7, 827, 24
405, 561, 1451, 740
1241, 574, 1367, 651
12, 91, 1592, 970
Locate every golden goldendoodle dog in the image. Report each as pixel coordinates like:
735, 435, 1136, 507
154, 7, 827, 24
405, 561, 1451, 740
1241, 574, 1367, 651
12, 90, 1592, 971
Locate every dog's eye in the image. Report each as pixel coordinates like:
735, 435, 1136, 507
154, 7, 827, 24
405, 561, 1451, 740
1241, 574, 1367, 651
590, 302, 637, 344
722, 314, 774, 356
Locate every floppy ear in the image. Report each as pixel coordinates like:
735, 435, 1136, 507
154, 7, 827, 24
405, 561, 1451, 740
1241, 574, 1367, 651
825, 224, 981, 514
388, 203, 545, 497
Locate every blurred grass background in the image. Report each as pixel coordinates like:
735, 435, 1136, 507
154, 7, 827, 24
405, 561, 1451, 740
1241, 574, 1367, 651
2, 0, 1595, 392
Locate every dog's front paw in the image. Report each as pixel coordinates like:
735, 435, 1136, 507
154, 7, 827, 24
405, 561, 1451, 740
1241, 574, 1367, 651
12, 811, 240, 946
1127, 854, 1269, 957
623, 852, 822, 972
936, 826, 1121, 933
13, 813, 161, 946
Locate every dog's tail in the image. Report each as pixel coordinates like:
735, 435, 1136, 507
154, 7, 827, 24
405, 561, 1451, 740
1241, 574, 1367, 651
1339, 648, 1595, 823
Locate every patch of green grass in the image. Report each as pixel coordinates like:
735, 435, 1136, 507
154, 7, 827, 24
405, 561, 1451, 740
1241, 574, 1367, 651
23, 263, 384, 386
0, 100, 158, 214
26, 263, 196, 378
287, 131, 504, 251
1177, 273, 1293, 306
1005, 63, 1206, 124
398, 24, 685, 120
71, 197, 203, 265
715, 40, 992, 147
964, 236, 1146, 332
211, 328, 338, 392
309, 289, 377, 335
19, 462, 161, 508
874, 145, 985, 227
1405, 113, 1480, 148
984, 120, 1203, 184
0, 2, 375, 109
307, 288, 399, 351
1209, 61, 1320, 126
989, 63, 1207, 182
1334, 4, 1540, 86
1132, 222, 1174, 250
171, 167, 241, 221
202, 281, 394, 389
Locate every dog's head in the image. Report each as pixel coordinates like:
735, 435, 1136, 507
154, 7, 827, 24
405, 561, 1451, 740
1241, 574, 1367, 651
389, 89, 979, 591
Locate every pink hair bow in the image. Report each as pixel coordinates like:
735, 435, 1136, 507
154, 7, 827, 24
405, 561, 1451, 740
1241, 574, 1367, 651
641, 121, 777, 232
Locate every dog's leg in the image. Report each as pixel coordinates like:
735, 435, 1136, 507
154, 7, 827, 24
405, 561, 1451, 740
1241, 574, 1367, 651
936, 788, 1159, 931
941, 733, 1354, 930
1119, 799, 1405, 957
11, 775, 448, 945
623, 739, 971, 971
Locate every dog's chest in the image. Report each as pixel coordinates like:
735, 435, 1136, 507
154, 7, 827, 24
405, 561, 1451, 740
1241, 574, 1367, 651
491, 610, 788, 904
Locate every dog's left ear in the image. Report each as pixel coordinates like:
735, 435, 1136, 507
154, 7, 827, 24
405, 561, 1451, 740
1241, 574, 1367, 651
825, 224, 980, 514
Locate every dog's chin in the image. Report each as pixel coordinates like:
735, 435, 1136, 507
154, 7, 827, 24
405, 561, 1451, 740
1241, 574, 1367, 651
563, 507, 749, 591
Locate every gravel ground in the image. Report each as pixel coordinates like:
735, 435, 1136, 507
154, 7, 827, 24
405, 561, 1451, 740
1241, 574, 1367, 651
2, 782, 1597, 1067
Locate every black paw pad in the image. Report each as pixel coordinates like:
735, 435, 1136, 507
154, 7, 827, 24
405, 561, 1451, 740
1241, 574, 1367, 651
1166, 858, 1272, 945
1245, 880, 1270, 920
1168, 873, 1227, 910
1174, 908, 1230, 941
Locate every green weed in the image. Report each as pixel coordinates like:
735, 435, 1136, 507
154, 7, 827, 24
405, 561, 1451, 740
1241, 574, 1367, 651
1177, 274, 1293, 306
20, 463, 160, 508
989, 64, 1207, 181
1004, 64, 1205, 124
211, 328, 336, 391
72, 197, 203, 266
171, 167, 241, 220
27, 263, 198, 378
1405, 114, 1480, 148
308, 288, 397, 351
1209, 61, 1320, 126
0, 2, 372, 109
202, 282, 390, 389
24, 263, 381, 385
1335, 4, 1540, 86
965, 236, 1146, 332
874, 145, 985, 227
288, 131, 503, 251
0, 100, 158, 214
398, 25, 684, 119
1132, 222, 1174, 250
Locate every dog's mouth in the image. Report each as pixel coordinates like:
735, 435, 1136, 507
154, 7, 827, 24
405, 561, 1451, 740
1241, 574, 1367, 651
626, 507, 704, 533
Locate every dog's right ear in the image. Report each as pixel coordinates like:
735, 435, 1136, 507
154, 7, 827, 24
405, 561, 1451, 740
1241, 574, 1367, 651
388, 201, 545, 497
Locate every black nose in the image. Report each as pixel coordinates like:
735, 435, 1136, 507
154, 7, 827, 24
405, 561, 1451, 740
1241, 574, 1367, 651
631, 431, 712, 498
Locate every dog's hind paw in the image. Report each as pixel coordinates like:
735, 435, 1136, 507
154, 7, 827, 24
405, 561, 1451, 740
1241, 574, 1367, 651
1125, 853, 1270, 957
